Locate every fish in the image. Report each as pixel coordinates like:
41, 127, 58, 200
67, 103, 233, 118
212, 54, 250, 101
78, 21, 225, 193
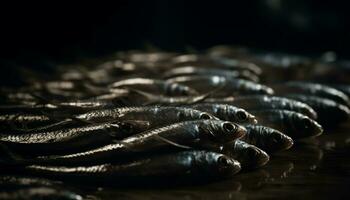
73, 106, 219, 125
0, 187, 83, 200
241, 125, 293, 153
0, 114, 57, 131
222, 140, 269, 169
326, 84, 350, 98
250, 109, 323, 139
2, 120, 246, 166
108, 78, 198, 96
168, 75, 273, 96
272, 82, 350, 106
190, 103, 257, 124
284, 94, 350, 127
205, 95, 318, 120
170, 54, 262, 75
22, 151, 241, 182
2, 106, 218, 133
0, 120, 150, 156
163, 66, 259, 82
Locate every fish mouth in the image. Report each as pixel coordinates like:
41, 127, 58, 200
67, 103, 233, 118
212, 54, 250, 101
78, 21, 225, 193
281, 135, 294, 150
255, 150, 270, 167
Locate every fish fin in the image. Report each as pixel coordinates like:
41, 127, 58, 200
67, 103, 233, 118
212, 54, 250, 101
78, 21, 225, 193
154, 135, 192, 149
127, 88, 158, 105
185, 86, 225, 105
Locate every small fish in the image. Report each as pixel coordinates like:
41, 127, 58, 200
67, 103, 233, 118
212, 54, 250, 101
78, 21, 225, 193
168, 75, 273, 96
0, 187, 83, 200
222, 140, 269, 169
241, 125, 293, 153
190, 103, 257, 124
0, 114, 56, 131
250, 109, 323, 139
171, 54, 262, 75
4, 120, 246, 166
163, 66, 259, 82
0, 120, 150, 156
285, 94, 350, 127
272, 82, 350, 106
326, 84, 350, 99
24, 151, 241, 181
205, 95, 318, 120
108, 78, 198, 96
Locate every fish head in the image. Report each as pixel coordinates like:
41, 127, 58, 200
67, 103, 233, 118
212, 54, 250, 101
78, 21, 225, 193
180, 109, 218, 121
195, 151, 241, 178
200, 120, 246, 143
234, 142, 270, 168
261, 126, 294, 152
292, 114, 323, 138
232, 108, 257, 124
165, 82, 198, 96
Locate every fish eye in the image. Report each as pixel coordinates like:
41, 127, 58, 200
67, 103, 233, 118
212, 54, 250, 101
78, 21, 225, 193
223, 122, 236, 133
177, 112, 186, 119
272, 133, 281, 143
218, 156, 230, 166
247, 148, 258, 158
236, 110, 248, 121
302, 118, 312, 128
200, 113, 211, 119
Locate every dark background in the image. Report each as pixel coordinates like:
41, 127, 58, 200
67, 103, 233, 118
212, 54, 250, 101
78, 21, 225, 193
1, 1, 349, 65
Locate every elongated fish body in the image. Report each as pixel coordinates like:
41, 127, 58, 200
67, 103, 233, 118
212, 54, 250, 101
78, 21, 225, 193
108, 78, 198, 96
163, 66, 259, 82
24, 151, 241, 181
272, 82, 350, 106
0, 114, 55, 131
0, 121, 150, 156
222, 140, 269, 169
327, 84, 350, 97
0, 187, 83, 200
190, 103, 257, 124
205, 95, 318, 120
284, 94, 350, 127
242, 125, 293, 153
168, 75, 273, 96
171, 54, 262, 75
10, 120, 246, 166
74, 106, 218, 126
250, 110, 323, 139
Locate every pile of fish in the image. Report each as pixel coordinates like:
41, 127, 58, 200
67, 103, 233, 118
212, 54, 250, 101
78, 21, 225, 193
1, 45, 350, 197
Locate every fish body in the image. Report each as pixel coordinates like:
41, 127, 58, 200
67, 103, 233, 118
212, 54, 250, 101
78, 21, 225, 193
190, 103, 257, 124
24, 151, 241, 181
168, 75, 273, 96
206, 95, 318, 120
250, 109, 323, 139
7, 120, 246, 166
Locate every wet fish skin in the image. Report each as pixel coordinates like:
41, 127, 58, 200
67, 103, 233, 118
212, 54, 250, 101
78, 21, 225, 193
0, 187, 83, 200
7, 120, 246, 166
74, 106, 218, 126
108, 77, 198, 96
208, 95, 318, 120
163, 66, 259, 82
250, 109, 323, 139
222, 140, 269, 169
168, 75, 273, 96
0, 114, 55, 131
0, 120, 150, 156
190, 103, 257, 124
25, 150, 241, 180
242, 125, 293, 153
272, 81, 350, 106
285, 94, 350, 127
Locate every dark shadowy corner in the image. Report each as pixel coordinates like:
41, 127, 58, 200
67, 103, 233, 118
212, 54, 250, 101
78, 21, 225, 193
0, 1, 349, 86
